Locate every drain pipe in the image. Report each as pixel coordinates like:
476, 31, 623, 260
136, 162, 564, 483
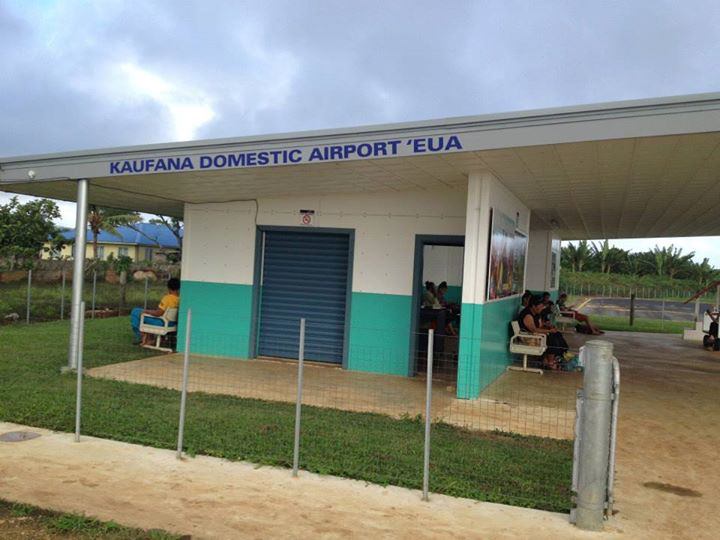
575, 340, 614, 531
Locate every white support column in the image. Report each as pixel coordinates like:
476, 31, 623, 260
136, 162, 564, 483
526, 227, 561, 294
67, 179, 89, 370
458, 171, 530, 398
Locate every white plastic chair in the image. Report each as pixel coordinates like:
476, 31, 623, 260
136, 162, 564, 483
553, 305, 578, 331
508, 320, 546, 375
140, 307, 179, 353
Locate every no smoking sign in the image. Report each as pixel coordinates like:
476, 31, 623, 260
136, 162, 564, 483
300, 209, 315, 226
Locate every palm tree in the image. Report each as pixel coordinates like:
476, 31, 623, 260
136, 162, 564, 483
561, 240, 592, 272
689, 257, 718, 286
87, 206, 140, 259
664, 245, 695, 279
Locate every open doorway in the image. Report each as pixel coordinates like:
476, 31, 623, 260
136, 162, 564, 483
409, 235, 464, 380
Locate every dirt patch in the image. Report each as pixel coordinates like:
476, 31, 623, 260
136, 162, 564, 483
643, 482, 702, 498
0, 422, 607, 540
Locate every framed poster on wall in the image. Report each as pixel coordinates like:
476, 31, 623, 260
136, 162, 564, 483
486, 209, 527, 301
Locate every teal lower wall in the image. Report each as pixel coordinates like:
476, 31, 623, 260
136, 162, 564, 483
457, 295, 520, 399
347, 292, 412, 375
446, 285, 462, 304
176, 280, 253, 358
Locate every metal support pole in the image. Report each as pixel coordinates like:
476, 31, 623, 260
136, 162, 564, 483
74, 302, 86, 442
143, 277, 149, 310
68, 179, 89, 370
607, 358, 621, 516
422, 329, 434, 502
60, 270, 66, 320
177, 309, 193, 459
629, 294, 635, 326
91, 270, 97, 319
26, 269, 32, 324
716, 285, 720, 311
292, 318, 306, 477
574, 340, 614, 531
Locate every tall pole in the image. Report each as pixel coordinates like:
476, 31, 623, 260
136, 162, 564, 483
575, 340, 614, 531
68, 179, 89, 370
292, 318, 306, 477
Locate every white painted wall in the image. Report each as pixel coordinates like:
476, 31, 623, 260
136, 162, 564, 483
182, 189, 467, 295
422, 245, 464, 286
181, 201, 258, 284
462, 172, 530, 305
526, 228, 561, 292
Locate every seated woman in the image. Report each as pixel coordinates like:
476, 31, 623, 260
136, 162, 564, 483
518, 290, 532, 315
703, 310, 720, 351
518, 295, 569, 370
436, 281, 460, 336
557, 292, 603, 335
422, 281, 440, 308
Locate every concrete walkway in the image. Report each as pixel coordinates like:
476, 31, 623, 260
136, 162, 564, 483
88, 354, 579, 439
0, 422, 610, 540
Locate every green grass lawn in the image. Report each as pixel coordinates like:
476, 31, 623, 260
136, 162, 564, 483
590, 315, 693, 334
0, 280, 167, 322
0, 318, 573, 512
0, 498, 180, 539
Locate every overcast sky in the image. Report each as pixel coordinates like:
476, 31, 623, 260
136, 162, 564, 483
2, 1, 720, 262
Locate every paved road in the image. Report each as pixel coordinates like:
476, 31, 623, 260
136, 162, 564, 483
579, 297, 714, 321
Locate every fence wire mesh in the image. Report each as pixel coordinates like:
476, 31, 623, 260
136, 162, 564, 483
71, 309, 581, 512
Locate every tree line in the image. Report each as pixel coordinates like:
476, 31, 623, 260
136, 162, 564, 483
561, 240, 718, 285
0, 197, 182, 270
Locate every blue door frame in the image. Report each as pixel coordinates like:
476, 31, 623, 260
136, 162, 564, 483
408, 234, 465, 376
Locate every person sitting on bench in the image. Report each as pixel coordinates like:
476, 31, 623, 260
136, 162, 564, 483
131, 278, 181, 346
557, 292, 603, 335
704, 310, 720, 351
518, 295, 569, 370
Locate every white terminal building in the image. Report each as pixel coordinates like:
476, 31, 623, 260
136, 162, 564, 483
2, 93, 720, 398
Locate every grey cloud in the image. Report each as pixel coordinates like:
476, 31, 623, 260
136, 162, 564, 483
0, 0, 719, 156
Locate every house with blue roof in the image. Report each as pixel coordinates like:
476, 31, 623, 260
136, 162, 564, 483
44, 223, 183, 262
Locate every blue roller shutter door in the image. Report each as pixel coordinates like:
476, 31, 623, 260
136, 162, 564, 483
258, 230, 350, 363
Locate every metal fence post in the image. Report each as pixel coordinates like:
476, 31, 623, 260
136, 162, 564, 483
422, 329, 434, 502
293, 318, 306, 477
661, 299, 665, 331
26, 269, 32, 324
607, 358, 621, 516
574, 340, 614, 531
91, 270, 97, 319
629, 294, 635, 326
144, 277, 149, 309
177, 309, 193, 459
74, 301, 86, 442
60, 269, 66, 320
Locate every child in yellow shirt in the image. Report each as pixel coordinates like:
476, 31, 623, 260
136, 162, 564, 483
131, 278, 181, 345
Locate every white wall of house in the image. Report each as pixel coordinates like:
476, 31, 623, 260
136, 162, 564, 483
526, 229, 561, 292
181, 189, 468, 295
422, 245, 464, 287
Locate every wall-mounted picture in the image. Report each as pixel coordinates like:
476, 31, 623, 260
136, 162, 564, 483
486, 209, 527, 301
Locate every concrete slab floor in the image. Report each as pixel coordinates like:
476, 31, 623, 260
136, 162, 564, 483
88, 354, 580, 439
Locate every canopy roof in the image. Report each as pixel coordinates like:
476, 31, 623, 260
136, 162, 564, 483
2, 92, 720, 240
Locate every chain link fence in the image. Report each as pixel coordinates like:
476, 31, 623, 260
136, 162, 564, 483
67, 310, 592, 513
0, 269, 170, 324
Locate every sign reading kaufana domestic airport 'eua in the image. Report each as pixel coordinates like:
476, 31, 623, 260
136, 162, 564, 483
109, 135, 463, 175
